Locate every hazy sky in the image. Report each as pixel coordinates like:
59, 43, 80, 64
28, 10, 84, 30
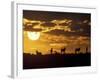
23, 10, 91, 54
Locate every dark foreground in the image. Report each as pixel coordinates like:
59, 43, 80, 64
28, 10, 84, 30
23, 53, 91, 69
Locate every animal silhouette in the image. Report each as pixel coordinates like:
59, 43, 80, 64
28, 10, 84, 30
61, 47, 66, 54
54, 51, 58, 54
86, 47, 88, 53
50, 48, 53, 54
36, 50, 42, 55
75, 48, 80, 54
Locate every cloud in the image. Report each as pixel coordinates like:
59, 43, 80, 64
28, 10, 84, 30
51, 19, 72, 25
45, 29, 90, 37
23, 10, 90, 22
83, 20, 89, 24
23, 18, 73, 32
39, 33, 90, 48
23, 18, 44, 32
23, 18, 90, 37
51, 19, 67, 24
24, 27, 43, 32
59, 23, 69, 26
41, 22, 56, 27
69, 20, 91, 34
23, 18, 41, 25
23, 18, 45, 26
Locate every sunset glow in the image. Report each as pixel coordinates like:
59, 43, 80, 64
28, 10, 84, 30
23, 10, 91, 69
27, 32, 40, 40
23, 10, 91, 55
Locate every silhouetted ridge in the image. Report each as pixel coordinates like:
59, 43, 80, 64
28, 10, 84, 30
23, 52, 91, 69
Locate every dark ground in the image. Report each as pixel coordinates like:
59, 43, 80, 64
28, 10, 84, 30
23, 53, 91, 69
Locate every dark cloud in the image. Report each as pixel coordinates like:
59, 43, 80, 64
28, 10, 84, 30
24, 22, 39, 27
23, 10, 90, 21
41, 22, 56, 27
24, 27, 42, 32
45, 29, 90, 37
59, 23, 69, 26
69, 21, 91, 34
23, 10, 91, 36
23, 21, 42, 32
32, 23, 39, 26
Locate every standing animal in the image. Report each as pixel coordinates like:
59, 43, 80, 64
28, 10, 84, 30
86, 47, 88, 53
36, 50, 42, 55
50, 48, 53, 54
61, 47, 66, 54
75, 48, 80, 54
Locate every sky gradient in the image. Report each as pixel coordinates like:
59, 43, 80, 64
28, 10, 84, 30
23, 10, 91, 54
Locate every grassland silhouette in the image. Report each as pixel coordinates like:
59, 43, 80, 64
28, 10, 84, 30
23, 47, 91, 69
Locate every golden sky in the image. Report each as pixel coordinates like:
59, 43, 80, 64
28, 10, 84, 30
23, 10, 91, 54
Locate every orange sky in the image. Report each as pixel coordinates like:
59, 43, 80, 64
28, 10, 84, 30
23, 10, 91, 55
23, 24, 90, 54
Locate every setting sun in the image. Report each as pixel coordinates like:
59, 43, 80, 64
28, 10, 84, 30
27, 32, 40, 40
23, 10, 91, 69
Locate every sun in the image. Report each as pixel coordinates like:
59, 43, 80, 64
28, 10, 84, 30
27, 32, 40, 40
